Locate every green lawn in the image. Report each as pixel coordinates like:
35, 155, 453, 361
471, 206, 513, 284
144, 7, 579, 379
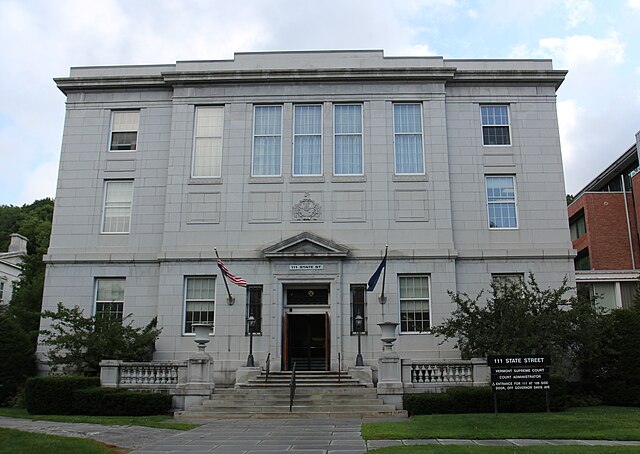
362, 406, 640, 441
0, 427, 122, 454
0, 407, 198, 430
369, 447, 640, 454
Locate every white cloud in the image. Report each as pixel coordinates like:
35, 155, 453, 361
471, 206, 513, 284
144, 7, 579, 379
556, 100, 579, 167
564, 0, 596, 28
629, 0, 640, 9
538, 33, 625, 67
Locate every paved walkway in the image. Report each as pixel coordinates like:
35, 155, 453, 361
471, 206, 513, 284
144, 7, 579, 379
3, 415, 640, 453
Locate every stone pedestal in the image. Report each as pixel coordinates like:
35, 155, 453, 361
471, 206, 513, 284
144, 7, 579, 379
235, 366, 262, 387
471, 357, 490, 385
377, 351, 403, 409
348, 366, 373, 386
99, 359, 121, 388
178, 353, 214, 410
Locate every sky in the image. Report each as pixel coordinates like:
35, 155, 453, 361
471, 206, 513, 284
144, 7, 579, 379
0, 0, 639, 206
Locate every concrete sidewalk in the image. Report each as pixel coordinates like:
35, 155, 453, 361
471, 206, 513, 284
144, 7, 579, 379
3, 415, 640, 453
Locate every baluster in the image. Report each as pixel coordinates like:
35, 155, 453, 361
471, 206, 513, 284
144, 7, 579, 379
411, 365, 417, 383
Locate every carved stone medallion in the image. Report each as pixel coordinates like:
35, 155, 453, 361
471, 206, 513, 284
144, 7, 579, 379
293, 192, 321, 221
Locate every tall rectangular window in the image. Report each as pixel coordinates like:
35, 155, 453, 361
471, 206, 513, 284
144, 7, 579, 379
350, 284, 367, 334
110, 111, 139, 151
293, 105, 322, 176
252, 105, 282, 176
486, 176, 518, 229
193, 106, 223, 177
570, 213, 587, 241
95, 278, 125, 320
184, 277, 215, 334
246, 285, 263, 335
334, 104, 363, 175
399, 275, 430, 333
481, 105, 511, 146
394, 104, 424, 174
0, 281, 4, 302
102, 181, 133, 234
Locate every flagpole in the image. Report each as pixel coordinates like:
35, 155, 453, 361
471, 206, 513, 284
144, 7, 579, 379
379, 245, 388, 317
214, 247, 235, 305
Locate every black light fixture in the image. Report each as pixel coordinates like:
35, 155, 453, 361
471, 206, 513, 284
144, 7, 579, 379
247, 315, 256, 367
355, 314, 364, 367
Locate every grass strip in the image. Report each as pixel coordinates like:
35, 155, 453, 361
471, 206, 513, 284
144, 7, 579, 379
362, 406, 640, 441
0, 407, 198, 430
369, 446, 640, 454
0, 427, 122, 454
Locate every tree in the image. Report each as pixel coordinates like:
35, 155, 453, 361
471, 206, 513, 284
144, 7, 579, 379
432, 274, 600, 376
0, 308, 36, 404
40, 303, 162, 375
566, 194, 574, 205
1, 199, 55, 348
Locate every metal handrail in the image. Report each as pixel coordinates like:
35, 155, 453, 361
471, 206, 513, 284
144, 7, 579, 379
338, 353, 341, 383
289, 362, 297, 412
264, 352, 271, 382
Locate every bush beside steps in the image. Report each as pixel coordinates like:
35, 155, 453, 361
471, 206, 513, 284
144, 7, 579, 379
25, 376, 171, 416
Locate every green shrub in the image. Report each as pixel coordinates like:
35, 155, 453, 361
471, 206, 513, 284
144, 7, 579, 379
404, 377, 568, 415
73, 388, 172, 416
25, 376, 99, 414
602, 383, 640, 407
0, 312, 36, 405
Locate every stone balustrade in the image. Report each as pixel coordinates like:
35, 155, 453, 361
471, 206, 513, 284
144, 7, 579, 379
402, 358, 489, 391
100, 360, 187, 390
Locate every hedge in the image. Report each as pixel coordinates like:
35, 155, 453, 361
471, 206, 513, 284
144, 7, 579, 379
404, 376, 568, 415
25, 376, 99, 415
25, 376, 171, 416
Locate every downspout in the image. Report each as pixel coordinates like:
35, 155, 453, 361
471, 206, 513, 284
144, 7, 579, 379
622, 174, 636, 269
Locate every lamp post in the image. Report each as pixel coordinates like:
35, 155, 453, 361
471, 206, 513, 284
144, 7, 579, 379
247, 315, 256, 367
355, 314, 364, 366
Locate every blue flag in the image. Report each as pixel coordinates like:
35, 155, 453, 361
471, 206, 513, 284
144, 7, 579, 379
367, 251, 387, 291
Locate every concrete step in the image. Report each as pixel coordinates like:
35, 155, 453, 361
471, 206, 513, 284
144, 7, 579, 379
175, 409, 408, 419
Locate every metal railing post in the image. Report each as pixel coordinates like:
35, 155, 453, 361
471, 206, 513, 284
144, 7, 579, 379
289, 362, 297, 412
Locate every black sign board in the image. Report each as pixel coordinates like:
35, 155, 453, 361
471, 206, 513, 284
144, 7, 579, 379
488, 355, 551, 413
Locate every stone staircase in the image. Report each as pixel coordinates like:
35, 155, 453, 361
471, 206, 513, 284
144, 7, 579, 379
175, 371, 407, 419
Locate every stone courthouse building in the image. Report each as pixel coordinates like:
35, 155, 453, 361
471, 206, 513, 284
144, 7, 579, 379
40, 50, 575, 386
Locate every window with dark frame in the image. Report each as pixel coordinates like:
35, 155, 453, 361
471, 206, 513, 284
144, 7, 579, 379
246, 285, 263, 335
570, 213, 587, 241
399, 275, 430, 333
110, 111, 139, 151
95, 278, 125, 320
575, 250, 591, 271
350, 284, 367, 334
184, 277, 215, 334
481, 105, 511, 146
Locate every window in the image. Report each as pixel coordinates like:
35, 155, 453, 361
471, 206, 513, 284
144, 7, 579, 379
0, 281, 4, 302
486, 176, 518, 229
184, 277, 215, 334
334, 104, 363, 175
575, 250, 590, 270
252, 105, 282, 176
246, 285, 263, 335
193, 106, 223, 177
491, 273, 524, 297
350, 284, 367, 334
110, 111, 139, 151
293, 105, 322, 176
399, 275, 430, 333
102, 181, 133, 234
394, 104, 424, 174
95, 278, 125, 320
570, 213, 587, 241
481, 105, 510, 146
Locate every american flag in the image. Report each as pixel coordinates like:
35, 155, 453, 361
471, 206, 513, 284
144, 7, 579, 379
216, 259, 247, 287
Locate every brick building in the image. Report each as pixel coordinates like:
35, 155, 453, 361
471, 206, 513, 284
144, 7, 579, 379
568, 130, 640, 309
40, 50, 574, 386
